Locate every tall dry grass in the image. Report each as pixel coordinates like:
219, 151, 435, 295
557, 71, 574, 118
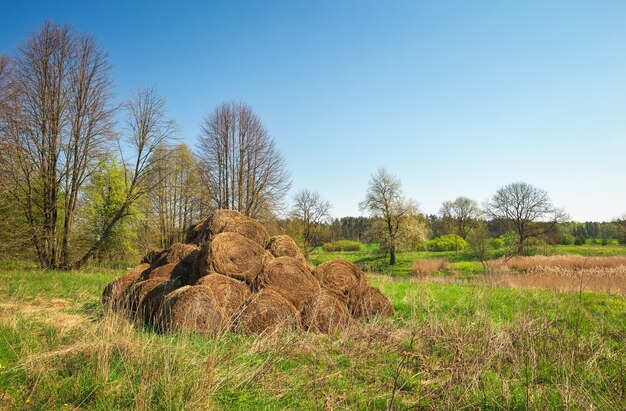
505, 255, 626, 271
480, 266, 626, 295
478, 255, 626, 295
410, 258, 450, 275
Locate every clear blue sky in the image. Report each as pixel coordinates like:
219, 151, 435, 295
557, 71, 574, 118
2, 1, 625, 221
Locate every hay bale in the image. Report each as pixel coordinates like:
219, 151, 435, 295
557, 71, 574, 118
161, 285, 227, 335
313, 259, 369, 307
205, 209, 269, 247
141, 262, 192, 285
252, 256, 320, 310
196, 232, 269, 284
266, 235, 307, 266
129, 278, 179, 320
140, 249, 166, 265
141, 280, 181, 330
301, 290, 352, 333
351, 286, 394, 321
235, 288, 301, 334
185, 219, 210, 245
101, 263, 151, 309
153, 243, 200, 268
196, 274, 251, 319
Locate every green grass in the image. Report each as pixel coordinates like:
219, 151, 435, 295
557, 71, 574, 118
0, 259, 624, 410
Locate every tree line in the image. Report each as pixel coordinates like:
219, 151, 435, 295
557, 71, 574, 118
1, 22, 625, 268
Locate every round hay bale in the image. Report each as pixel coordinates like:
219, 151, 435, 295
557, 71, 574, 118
162, 285, 227, 335
200, 232, 268, 284
352, 286, 394, 321
206, 209, 269, 247
141, 280, 182, 330
235, 288, 301, 334
266, 235, 307, 266
252, 256, 320, 310
141, 262, 192, 285
196, 274, 251, 319
129, 278, 174, 318
301, 290, 352, 334
101, 263, 151, 309
153, 243, 200, 268
185, 219, 210, 245
140, 249, 166, 265
313, 259, 369, 307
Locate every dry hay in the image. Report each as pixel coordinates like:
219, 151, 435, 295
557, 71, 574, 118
196, 274, 251, 318
235, 288, 301, 334
313, 259, 369, 307
197, 232, 269, 284
101, 263, 150, 309
301, 290, 352, 333
351, 286, 394, 321
266, 235, 308, 266
185, 219, 209, 245
252, 256, 320, 310
153, 243, 200, 268
140, 249, 166, 265
161, 285, 227, 335
204, 209, 269, 247
141, 262, 192, 285
129, 279, 181, 325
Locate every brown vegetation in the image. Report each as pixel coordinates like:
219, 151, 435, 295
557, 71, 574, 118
196, 274, 251, 318
252, 256, 320, 310
162, 286, 227, 336
266, 234, 307, 266
301, 290, 352, 333
200, 232, 268, 283
313, 259, 368, 307
410, 258, 450, 275
235, 289, 301, 334
104, 210, 395, 336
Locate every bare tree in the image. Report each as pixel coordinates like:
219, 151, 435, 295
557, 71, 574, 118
72, 87, 176, 269
439, 196, 482, 239
197, 102, 291, 218
291, 189, 331, 253
359, 168, 416, 265
60, 35, 115, 267
485, 181, 567, 255
0, 22, 114, 268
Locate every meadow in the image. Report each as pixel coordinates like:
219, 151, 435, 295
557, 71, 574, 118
0, 246, 625, 410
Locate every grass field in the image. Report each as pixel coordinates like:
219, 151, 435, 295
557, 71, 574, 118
0, 256, 624, 410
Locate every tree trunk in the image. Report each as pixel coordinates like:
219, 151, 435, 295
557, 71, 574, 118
389, 240, 396, 265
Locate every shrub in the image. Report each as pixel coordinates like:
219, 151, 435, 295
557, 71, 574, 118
490, 238, 504, 249
574, 237, 585, 245
427, 234, 468, 252
411, 258, 450, 275
322, 240, 363, 252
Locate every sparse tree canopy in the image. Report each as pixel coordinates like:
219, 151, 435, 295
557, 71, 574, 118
439, 196, 482, 239
0, 21, 115, 268
359, 168, 417, 265
485, 181, 567, 255
197, 102, 291, 218
291, 189, 332, 253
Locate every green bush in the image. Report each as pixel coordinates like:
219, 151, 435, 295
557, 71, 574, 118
427, 234, 468, 252
322, 240, 363, 252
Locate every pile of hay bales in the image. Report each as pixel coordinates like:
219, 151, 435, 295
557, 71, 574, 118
102, 210, 394, 335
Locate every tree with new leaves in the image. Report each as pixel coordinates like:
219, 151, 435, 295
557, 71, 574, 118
485, 181, 567, 255
360, 168, 417, 265
197, 102, 291, 218
439, 196, 482, 239
291, 189, 332, 253
72, 87, 177, 269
